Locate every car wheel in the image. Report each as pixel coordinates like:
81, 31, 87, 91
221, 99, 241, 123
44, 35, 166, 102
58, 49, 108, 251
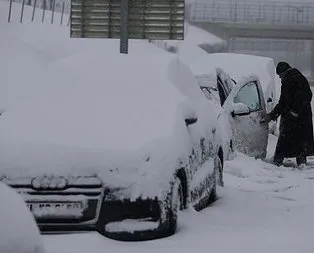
167, 178, 183, 235
210, 156, 223, 203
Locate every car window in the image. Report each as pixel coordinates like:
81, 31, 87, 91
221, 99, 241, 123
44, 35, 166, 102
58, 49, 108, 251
196, 74, 222, 105
233, 81, 262, 111
200, 86, 221, 104
200, 87, 212, 100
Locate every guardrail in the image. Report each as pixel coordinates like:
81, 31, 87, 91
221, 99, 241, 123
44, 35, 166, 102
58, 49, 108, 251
187, 0, 314, 26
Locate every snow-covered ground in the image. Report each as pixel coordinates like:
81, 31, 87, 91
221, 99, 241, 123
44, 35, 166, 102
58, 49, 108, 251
2, 1, 314, 252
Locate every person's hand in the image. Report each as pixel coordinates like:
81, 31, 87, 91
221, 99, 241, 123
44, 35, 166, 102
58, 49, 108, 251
260, 113, 272, 123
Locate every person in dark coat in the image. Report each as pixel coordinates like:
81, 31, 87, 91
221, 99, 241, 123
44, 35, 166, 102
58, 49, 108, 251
263, 62, 314, 167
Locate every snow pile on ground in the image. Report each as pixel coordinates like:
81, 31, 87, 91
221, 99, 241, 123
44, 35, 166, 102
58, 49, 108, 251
0, 183, 45, 253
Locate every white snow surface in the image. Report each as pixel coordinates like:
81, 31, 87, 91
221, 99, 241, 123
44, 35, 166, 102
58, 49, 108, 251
0, 52, 186, 151
0, 183, 45, 253
151, 22, 226, 63
105, 219, 159, 233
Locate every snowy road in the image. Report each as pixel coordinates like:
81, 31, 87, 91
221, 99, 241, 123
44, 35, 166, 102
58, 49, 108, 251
44, 135, 314, 253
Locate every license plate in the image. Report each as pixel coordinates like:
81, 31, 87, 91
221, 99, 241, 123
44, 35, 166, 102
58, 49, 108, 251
27, 202, 84, 218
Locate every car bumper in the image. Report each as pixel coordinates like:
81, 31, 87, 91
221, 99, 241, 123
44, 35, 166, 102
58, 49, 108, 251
6, 175, 170, 241
35, 197, 169, 241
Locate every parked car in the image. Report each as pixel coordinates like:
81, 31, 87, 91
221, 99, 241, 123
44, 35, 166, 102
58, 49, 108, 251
189, 53, 280, 135
0, 182, 45, 253
0, 52, 224, 241
190, 61, 269, 159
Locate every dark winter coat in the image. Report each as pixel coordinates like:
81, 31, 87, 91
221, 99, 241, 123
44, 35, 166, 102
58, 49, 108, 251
270, 68, 314, 158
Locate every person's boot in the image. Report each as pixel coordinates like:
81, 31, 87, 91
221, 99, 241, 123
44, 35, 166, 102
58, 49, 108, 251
273, 157, 284, 167
297, 156, 307, 169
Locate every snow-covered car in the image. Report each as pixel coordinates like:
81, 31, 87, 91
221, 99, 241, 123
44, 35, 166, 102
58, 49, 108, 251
0, 182, 45, 253
191, 65, 269, 159
189, 53, 280, 134
0, 52, 224, 241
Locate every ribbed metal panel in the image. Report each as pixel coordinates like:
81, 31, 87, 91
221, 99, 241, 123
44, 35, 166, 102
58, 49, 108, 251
70, 0, 185, 40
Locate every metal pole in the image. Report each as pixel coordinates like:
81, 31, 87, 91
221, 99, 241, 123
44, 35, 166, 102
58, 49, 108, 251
120, 0, 129, 54
42, 0, 46, 23
61, 1, 65, 25
20, 0, 25, 23
8, 0, 13, 22
31, 0, 37, 22
67, 12, 70, 26
51, 0, 55, 24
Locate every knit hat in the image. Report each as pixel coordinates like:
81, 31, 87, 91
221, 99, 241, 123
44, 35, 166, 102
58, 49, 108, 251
276, 62, 291, 75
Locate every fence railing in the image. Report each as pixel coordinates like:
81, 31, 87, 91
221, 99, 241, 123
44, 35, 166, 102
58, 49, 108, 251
187, 0, 314, 26
7, 0, 70, 25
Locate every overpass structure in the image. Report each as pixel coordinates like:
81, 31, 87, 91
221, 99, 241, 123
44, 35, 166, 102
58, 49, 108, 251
186, 0, 314, 79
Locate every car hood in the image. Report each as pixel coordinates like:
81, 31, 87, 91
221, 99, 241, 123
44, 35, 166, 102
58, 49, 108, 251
0, 132, 190, 199
0, 137, 146, 188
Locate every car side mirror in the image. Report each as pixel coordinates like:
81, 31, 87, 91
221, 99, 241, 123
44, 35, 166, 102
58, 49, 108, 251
185, 117, 197, 126
232, 103, 250, 117
267, 97, 273, 103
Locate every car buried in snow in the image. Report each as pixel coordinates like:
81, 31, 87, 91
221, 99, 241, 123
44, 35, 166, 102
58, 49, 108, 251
0, 52, 224, 241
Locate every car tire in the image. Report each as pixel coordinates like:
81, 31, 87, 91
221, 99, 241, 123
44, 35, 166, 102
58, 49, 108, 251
210, 156, 223, 203
167, 178, 183, 235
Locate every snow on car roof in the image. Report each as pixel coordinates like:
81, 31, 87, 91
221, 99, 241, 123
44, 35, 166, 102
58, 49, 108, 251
189, 53, 276, 94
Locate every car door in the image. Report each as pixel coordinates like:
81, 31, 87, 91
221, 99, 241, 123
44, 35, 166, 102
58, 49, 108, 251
217, 68, 234, 94
216, 68, 233, 106
198, 70, 235, 161
223, 77, 269, 159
